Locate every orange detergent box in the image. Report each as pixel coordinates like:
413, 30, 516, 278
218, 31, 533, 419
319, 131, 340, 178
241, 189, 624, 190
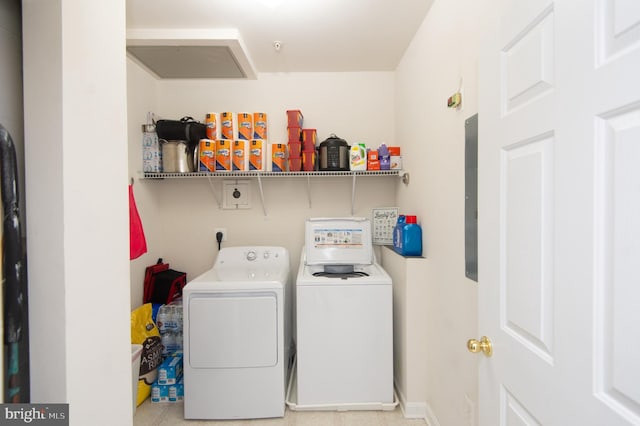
233, 140, 248, 171
199, 139, 216, 172
249, 140, 264, 171
216, 139, 232, 171
286, 110, 303, 128
205, 113, 217, 139
271, 143, 287, 172
253, 112, 268, 140
220, 112, 234, 140
389, 146, 402, 170
367, 150, 380, 170
237, 112, 253, 140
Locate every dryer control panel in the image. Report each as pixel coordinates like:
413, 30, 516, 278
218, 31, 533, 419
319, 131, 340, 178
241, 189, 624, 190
215, 246, 287, 268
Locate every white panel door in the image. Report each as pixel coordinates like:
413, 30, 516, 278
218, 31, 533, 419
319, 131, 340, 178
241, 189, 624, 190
478, 1, 640, 425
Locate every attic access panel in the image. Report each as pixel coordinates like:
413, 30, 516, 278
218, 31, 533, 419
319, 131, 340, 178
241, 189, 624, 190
126, 45, 245, 79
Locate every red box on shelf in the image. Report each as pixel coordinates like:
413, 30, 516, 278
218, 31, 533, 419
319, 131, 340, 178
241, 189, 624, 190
289, 157, 302, 172
288, 141, 302, 158
287, 126, 302, 143
367, 150, 380, 170
286, 110, 303, 128
302, 150, 316, 171
368, 160, 380, 170
302, 128, 317, 149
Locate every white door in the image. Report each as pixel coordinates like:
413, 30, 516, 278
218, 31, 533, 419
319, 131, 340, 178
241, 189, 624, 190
478, 1, 640, 425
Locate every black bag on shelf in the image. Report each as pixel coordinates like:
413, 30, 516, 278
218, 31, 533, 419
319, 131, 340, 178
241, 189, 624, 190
155, 116, 206, 147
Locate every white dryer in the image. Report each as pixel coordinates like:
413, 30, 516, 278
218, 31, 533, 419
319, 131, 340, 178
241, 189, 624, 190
295, 218, 393, 408
183, 246, 292, 420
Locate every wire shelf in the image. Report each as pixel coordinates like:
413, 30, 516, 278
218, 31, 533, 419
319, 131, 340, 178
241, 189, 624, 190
142, 170, 400, 179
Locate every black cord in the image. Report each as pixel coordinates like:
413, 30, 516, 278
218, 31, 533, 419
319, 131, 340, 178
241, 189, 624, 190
216, 231, 223, 250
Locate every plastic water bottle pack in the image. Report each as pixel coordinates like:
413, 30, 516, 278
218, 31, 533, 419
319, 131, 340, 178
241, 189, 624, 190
156, 301, 183, 357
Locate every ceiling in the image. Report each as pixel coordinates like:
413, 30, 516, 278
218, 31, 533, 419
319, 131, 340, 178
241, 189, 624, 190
126, 0, 433, 78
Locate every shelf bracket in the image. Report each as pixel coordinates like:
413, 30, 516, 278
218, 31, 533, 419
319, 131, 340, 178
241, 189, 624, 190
399, 170, 410, 185
351, 173, 357, 216
206, 175, 222, 208
256, 173, 267, 216
307, 174, 312, 209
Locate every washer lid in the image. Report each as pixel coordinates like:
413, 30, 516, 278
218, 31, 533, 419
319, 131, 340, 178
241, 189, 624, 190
304, 217, 373, 265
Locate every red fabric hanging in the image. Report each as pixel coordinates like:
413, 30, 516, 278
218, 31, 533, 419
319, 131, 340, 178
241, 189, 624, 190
129, 184, 147, 260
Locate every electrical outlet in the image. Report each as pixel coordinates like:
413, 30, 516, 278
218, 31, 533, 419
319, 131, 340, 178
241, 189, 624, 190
215, 228, 227, 241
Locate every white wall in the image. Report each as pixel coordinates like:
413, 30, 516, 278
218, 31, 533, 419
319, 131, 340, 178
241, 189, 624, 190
380, 246, 429, 417
127, 66, 399, 306
22, 0, 66, 402
394, 0, 492, 424
23, 1, 132, 424
127, 56, 160, 310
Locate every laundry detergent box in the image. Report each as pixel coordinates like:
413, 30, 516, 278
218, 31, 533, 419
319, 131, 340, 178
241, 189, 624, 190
157, 352, 183, 385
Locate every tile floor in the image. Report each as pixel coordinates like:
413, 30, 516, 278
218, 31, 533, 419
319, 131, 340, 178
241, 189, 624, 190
134, 400, 426, 426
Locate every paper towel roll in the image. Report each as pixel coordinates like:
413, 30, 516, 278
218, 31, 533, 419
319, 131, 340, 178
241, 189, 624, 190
237, 112, 253, 141
249, 139, 265, 171
205, 113, 218, 140
220, 112, 235, 140
253, 112, 268, 140
232, 140, 249, 171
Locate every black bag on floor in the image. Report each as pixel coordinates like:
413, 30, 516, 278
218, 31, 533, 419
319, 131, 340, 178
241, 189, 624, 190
143, 258, 186, 305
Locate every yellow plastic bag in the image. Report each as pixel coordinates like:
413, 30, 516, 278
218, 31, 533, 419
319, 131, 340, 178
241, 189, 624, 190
131, 303, 162, 406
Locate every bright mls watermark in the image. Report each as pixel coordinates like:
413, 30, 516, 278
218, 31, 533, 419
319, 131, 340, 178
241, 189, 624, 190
0, 404, 68, 425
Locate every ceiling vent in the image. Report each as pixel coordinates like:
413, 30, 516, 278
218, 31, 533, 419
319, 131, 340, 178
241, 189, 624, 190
126, 29, 257, 79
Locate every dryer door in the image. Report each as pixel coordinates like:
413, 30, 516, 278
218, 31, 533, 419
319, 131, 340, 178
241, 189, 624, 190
188, 292, 278, 369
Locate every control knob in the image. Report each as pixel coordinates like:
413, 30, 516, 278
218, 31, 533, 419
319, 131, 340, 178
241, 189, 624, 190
246, 250, 257, 261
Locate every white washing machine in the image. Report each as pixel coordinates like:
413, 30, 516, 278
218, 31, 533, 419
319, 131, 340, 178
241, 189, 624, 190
295, 218, 393, 408
183, 246, 292, 419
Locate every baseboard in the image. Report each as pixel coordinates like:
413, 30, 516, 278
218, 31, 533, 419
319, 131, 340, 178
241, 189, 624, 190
394, 382, 441, 426
394, 383, 427, 419
424, 403, 442, 426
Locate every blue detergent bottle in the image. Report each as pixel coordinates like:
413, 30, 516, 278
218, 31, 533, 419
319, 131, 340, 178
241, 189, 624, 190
401, 215, 422, 256
393, 215, 406, 254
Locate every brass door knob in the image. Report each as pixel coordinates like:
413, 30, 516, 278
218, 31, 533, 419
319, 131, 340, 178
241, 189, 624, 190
467, 336, 493, 357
